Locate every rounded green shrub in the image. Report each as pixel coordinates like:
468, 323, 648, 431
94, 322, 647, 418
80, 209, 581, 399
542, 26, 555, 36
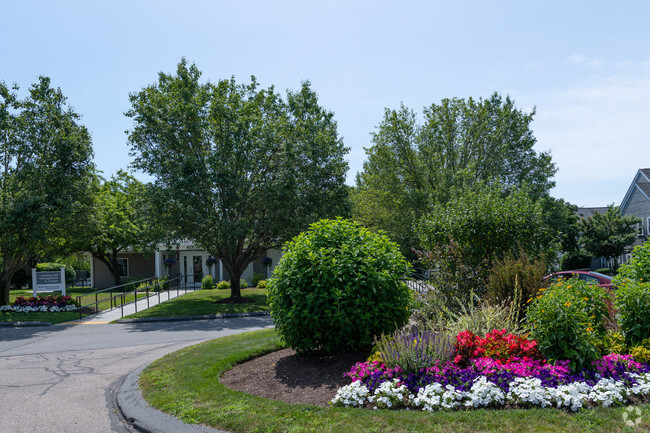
252, 272, 265, 287
267, 218, 412, 354
257, 279, 267, 289
201, 275, 215, 290
525, 278, 610, 371
613, 279, 650, 345
216, 280, 231, 290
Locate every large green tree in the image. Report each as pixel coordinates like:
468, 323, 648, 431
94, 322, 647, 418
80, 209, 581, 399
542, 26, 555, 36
88, 171, 160, 287
0, 78, 95, 305
126, 60, 349, 301
578, 205, 640, 270
353, 94, 556, 253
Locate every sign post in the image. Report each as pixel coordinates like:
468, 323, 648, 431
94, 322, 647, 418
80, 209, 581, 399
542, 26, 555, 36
32, 267, 66, 297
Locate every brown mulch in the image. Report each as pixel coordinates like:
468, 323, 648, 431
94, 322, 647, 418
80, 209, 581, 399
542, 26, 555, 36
220, 348, 368, 407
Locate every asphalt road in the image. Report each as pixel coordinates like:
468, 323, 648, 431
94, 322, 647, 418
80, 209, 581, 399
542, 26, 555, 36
0, 317, 274, 433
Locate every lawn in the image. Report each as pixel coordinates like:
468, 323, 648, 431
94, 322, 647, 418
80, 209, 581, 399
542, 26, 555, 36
1, 286, 162, 324
122, 288, 270, 320
140, 329, 650, 433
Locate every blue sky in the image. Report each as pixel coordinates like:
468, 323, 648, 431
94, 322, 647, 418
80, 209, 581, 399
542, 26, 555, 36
3, 0, 650, 207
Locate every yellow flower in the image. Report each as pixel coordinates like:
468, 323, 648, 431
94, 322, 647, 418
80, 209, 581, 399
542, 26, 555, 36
564, 302, 572, 307
586, 327, 593, 332
527, 298, 533, 303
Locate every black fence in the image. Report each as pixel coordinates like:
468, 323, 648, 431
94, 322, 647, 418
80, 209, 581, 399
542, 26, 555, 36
403, 272, 435, 294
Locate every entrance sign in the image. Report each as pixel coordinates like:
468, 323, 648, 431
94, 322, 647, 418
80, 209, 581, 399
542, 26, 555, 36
32, 267, 66, 297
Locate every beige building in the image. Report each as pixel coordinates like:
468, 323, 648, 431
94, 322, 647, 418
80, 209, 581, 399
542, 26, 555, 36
90, 242, 282, 289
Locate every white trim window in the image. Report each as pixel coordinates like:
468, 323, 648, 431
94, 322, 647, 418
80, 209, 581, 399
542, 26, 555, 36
117, 258, 129, 277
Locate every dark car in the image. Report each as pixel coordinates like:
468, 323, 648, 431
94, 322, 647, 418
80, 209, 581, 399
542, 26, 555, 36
544, 270, 614, 290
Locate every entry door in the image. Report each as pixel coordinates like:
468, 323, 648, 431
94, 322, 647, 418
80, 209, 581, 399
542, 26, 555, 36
182, 253, 205, 286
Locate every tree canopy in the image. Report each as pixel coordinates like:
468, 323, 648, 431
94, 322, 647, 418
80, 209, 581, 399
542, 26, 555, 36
0, 77, 95, 304
578, 205, 640, 270
126, 60, 350, 299
87, 171, 160, 287
353, 93, 557, 254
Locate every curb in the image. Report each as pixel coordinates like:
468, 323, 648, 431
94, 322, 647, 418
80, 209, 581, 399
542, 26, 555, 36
0, 321, 53, 327
116, 311, 270, 323
117, 363, 228, 433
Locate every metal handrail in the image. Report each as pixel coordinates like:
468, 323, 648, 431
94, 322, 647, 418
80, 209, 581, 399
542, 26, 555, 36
76, 273, 188, 319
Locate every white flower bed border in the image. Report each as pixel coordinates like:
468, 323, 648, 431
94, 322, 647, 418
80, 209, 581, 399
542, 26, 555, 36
0, 304, 77, 313
331, 372, 650, 412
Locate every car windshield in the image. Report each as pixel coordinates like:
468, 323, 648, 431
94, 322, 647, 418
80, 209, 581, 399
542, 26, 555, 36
590, 272, 612, 281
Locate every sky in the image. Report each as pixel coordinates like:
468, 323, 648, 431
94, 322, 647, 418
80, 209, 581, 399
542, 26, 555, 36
2, 0, 650, 207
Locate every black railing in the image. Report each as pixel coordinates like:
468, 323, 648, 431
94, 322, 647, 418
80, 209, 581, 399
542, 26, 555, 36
75, 273, 189, 319
403, 272, 435, 294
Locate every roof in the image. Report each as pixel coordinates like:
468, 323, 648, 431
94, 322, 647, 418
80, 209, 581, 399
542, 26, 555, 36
576, 207, 608, 219
620, 169, 650, 213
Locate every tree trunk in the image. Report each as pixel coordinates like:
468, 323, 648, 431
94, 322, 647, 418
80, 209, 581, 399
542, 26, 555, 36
0, 255, 22, 306
0, 275, 10, 306
91, 250, 122, 287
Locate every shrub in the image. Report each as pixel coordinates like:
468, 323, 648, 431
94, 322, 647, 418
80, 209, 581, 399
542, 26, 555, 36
445, 292, 524, 338
613, 279, 650, 345
267, 218, 412, 354
525, 278, 610, 371
452, 329, 543, 367
560, 249, 592, 271
201, 275, 215, 290
629, 339, 650, 363
615, 240, 650, 283
486, 251, 548, 317
216, 280, 231, 290
251, 272, 265, 287
240, 278, 248, 289
373, 327, 454, 374
256, 279, 267, 289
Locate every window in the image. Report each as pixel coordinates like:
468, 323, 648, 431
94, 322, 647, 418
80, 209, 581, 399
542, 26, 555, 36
117, 258, 129, 277
579, 274, 599, 285
647, 217, 650, 235
638, 222, 644, 237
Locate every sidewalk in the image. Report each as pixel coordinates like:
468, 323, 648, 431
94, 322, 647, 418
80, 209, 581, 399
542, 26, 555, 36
69, 286, 200, 323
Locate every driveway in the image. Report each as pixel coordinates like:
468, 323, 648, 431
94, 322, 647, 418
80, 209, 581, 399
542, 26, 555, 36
0, 317, 274, 433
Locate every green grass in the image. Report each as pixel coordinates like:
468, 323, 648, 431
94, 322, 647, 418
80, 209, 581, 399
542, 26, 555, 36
2, 287, 155, 324
140, 329, 650, 433
0, 311, 81, 324
123, 288, 270, 319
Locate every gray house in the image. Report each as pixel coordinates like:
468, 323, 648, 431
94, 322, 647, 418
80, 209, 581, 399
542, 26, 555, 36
619, 168, 650, 260
90, 242, 282, 289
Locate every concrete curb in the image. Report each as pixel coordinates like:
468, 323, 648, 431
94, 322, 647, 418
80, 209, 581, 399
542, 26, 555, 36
116, 311, 270, 323
117, 363, 228, 433
0, 321, 53, 327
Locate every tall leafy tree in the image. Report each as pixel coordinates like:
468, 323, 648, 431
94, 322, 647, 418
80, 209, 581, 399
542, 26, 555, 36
126, 60, 349, 301
353, 94, 556, 253
0, 78, 95, 305
88, 171, 160, 287
578, 205, 640, 270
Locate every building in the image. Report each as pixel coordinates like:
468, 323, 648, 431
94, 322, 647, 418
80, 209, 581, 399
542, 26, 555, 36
90, 242, 282, 289
619, 168, 650, 263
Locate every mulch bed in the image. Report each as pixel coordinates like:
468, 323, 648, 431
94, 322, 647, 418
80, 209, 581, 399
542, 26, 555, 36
220, 348, 368, 407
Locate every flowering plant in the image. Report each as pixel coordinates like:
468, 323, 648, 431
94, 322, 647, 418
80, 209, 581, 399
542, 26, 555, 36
0, 294, 78, 313
453, 329, 543, 367
333, 354, 650, 412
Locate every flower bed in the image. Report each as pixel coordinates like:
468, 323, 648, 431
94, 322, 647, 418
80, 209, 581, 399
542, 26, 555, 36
0, 295, 78, 313
331, 353, 650, 411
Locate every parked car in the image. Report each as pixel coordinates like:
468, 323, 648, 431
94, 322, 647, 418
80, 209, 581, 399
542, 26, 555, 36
544, 270, 614, 290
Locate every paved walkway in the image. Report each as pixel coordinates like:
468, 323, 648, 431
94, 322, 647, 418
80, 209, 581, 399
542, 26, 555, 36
70, 286, 201, 323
